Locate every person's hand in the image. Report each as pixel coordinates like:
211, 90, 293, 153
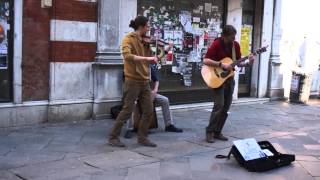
248, 53, 255, 64
147, 56, 158, 64
221, 63, 233, 71
150, 90, 157, 101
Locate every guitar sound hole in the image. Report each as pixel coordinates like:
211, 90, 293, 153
220, 71, 230, 78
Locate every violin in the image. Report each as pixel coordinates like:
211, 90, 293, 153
142, 35, 170, 47
142, 35, 177, 69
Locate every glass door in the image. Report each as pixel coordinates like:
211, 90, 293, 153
239, 0, 255, 96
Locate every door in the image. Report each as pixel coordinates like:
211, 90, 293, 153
238, 0, 255, 96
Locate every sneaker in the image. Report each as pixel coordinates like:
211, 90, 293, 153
138, 139, 157, 147
108, 138, 126, 147
206, 132, 215, 143
214, 134, 229, 141
165, 124, 183, 133
124, 130, 133, 139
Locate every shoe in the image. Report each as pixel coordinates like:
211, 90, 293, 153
138, 139, 157, 147
165, 124, 183, 133
124, 130, 133, 139
214, 134, 229, 141
108, 138, 126, 147
206, 132, 215, 143
132, 128, 138, 133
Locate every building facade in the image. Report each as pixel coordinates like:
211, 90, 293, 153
0, 0, 292, 127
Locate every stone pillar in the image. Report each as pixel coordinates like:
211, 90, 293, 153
96, 0, 122, 63
93, 0, 122, 119
227, 0, 242, 100
93, 0, 137, 119
268, 0, 284, 100
257, 0, 274, 98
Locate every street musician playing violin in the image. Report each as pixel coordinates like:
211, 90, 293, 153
108, 16, 162, 148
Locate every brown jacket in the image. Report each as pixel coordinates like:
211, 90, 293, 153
122, 32, 152, 81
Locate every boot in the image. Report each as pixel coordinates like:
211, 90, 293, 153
206, 132, 215, 143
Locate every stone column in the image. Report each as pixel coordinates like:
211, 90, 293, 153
268, 0, 284, 100
257, 0, 274, 98
227, 0, 242, 100
93, 0, 122, 119
96, 0, 122, 63
93, 0, 137, 119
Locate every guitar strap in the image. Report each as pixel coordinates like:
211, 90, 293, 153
232, 42, 236, 62
232, 42, 239, 71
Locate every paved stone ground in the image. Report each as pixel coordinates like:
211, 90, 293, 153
0, 99, 320, 180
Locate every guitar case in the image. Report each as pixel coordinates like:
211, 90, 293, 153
216, 141, 295, 172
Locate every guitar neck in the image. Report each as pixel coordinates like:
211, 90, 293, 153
236, 52, 258, 63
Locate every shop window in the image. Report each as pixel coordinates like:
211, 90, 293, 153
0, 0, 13, 102
138, 0, 226, 94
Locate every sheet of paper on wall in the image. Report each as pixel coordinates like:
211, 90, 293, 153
164, 21, 172, 26
179, 11, 193, 33
193, 17, 201, 23
187, 50, 199, 62
240, 25, 253, 57
212, 6, 219, 12
185, 21, 193, 33
172, 66, 180, 74
233, 138, 265, 161
205, 3, 212, 13
164, 30, 174, 42
193, 8, 200, 14
173, 30, 183, 48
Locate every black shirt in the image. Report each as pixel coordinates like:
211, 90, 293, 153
150, 64, 159, 82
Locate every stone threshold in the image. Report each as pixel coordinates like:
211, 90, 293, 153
162, 98, 270, 111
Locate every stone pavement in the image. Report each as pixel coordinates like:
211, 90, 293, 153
0, 100, 320, 180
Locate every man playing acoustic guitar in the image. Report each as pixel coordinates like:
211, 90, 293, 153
203, 25, 255, 143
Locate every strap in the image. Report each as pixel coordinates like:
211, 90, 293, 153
215, 155, 229, 159
232, 42, 236, 62
215, 148, 232, 159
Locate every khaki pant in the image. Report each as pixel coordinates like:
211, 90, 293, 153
109, 79, 153, 142
126, 93, 174, 130
206, 78, 235, 134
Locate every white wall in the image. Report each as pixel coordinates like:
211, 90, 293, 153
50, 62, 93, 102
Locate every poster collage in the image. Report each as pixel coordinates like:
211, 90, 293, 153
138, 0, 224, 87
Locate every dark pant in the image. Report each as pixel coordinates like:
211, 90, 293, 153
109, 79, 153, 142
206, 78, 235, 134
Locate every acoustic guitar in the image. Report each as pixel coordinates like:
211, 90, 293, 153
201, 46, 268, 89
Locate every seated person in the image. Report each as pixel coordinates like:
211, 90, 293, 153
125, 64, 183, 138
